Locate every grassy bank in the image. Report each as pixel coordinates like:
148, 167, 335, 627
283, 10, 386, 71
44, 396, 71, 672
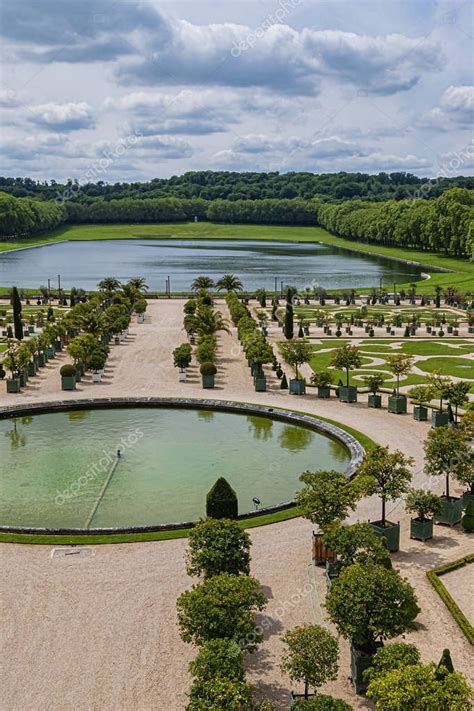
1, 222, 472, 292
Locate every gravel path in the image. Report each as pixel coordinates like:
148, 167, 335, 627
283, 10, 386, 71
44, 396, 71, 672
1, 299, 473, 710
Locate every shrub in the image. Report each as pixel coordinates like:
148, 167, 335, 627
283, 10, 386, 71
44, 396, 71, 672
196, 340, 216, 365
436, 648, 455, 679
280, 373, 288, 389
406, 488, 443, 522
133, 299, 147, 314
326, 562, 420, 653
311, 370, 333, 388
173, 343, 192, 369
186, 518, 251, 578
89, 351, 107, 371
206, 477, 238, 519
280, 625, 339, 699
60, 364, 76, 377
364, 643, 420, 684
461, 498, 474, 532
176, 572, 266, 650
322, 522, 392, 573
187, 677, 252, 710
189, 639, 245, 682
296, 470, 360, 532
200, 362, 217, 376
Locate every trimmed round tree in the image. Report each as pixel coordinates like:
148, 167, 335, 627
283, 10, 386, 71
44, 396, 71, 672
386, 354, 414, 396
423, 425, 473, 499
364, 642, 421, 686
296, 470, 360, 533
189, 639, 245, 682
206, 477, 238, 519
176, 573, 266, 651
358, 445, 413, 527
325, 562, 420, 654
291, 697, 353, 710
330, 345, 361, 388
187, 677, 252, 710
322, 522, 392, 573
366, 662, 472, 711
186, 518, 251, 578
280, 625, 339, 700
280, 339, 313, 381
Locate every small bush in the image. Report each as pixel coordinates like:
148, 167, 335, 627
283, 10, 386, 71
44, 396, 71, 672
461, 498, 474, 532
206, 477, 238, 519
60, 364, 76, 377
200, 362, 217, 376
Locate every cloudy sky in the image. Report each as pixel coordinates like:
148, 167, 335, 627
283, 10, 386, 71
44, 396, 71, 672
0, 0, 473, 182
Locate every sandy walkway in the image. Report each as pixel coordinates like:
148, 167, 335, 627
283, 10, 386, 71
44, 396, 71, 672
1, 299, 473, 710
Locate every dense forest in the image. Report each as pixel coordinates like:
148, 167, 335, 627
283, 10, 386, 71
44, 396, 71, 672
0, 171, 472, 202
0, 184, 472, 259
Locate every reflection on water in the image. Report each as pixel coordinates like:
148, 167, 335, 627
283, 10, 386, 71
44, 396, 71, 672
67, 410, 91, 422
246, 415, 273, 441
329, 438, 351, 463
197, 409, 215, 422
278, 424, 313, 452
4, 417, 31, 450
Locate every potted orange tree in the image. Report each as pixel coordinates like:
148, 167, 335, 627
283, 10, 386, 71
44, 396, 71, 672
331, 344, 361, 403
406, 488, 443, 541
387, 354, 413, 414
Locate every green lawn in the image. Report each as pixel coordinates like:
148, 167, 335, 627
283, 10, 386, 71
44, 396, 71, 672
309, 338, 474, 391
1, 221, 472, 292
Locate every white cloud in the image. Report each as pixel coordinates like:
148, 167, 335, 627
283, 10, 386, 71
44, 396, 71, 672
419, 85, 474, 130
29, 102, 95, 131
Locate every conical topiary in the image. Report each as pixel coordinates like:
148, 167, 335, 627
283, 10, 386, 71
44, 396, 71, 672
206, 477, 238, 519
436, 648, 455, 680
461, 498, 474, 532
280, 373, 288, 390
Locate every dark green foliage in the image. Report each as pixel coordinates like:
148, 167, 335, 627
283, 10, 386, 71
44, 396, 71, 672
11, 286, 23, 340
280, 373, 288, 389
60, 364, 76, 377
206, 478, 238, 519
364, 643, 421, 684
189, 639, 245, 682
461, 498, 474, 532
186, 518, 251, 578
436, 648, 455, 680
284, 303, 294, 339
200, 361, 217, 376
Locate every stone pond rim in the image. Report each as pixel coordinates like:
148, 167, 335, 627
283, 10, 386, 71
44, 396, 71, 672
0, 396, 365, 536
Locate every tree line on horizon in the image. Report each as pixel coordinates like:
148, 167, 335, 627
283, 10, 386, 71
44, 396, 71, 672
0, 186, 472, 259
0, 170, 472, 202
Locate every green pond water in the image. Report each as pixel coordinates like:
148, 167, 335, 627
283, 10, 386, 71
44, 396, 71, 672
0, 408, 350, 529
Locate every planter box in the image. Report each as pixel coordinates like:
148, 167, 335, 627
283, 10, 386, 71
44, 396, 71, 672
6, 378, 21, 393
54, 340, 63, 352
370, 520, 400, 552
388, 394, 407, 414
45, 346, 55, 358
289, 378, 306, 395
254, 376, 267, 392
61, 375, 76, 391
202, 374, 215, 389
432, 411, 449, 427
325, 560, 340, 591
19, 371, 28, 387
410, 517, 434, 541
368, 394, 382, 408
413, 405, 428, 421
28, 325, 35, 334
92, 371, 102, 383
312, 532, 336, 566
37, 353, 46, 367
178, 369, 187, 382
75, 370, 82, 383
462, 490, 473, 508
317, 385, 331, 399
339, 385, 357, 403
435, 496, 463, 526
27, 361, 37, 377
350, 642, 383, 695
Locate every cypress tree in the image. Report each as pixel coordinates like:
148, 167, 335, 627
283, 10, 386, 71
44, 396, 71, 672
284, 303, 294, 340
206, 478, 238, 519
436, 648, 455, 680
11, 286, 23, 340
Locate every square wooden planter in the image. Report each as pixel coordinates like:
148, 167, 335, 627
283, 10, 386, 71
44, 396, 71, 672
317, 386, 331, 398
254, 376, 267, 392
368, 394, 382, 408
350, 642, 383, 694
435, 497, 463, 526
289, 378, 306, 395
388, 394, 407, 414
6, 378, 21, 393
339, 385, 357, 403
410, 517, 434, 541
413, 405, 428, 421
432, 411, 449, 427
202, 374, 215, 389
370, 520, 400, 552
61, 375, 76, 391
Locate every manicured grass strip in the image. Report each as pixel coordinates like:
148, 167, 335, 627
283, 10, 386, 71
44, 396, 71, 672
426, 554, 474, 645
0, 412, 375, 545
1, 221, 472, 292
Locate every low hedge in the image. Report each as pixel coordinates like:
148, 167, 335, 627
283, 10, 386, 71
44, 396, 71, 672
426, 554, 474, 645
